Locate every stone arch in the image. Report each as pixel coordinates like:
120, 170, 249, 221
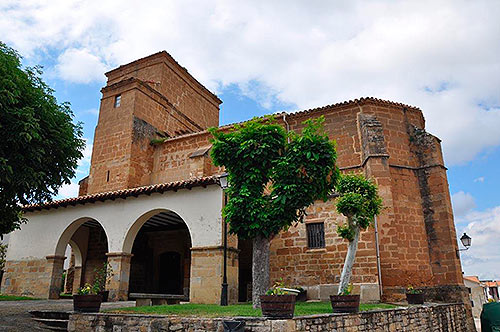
67, 240, 83, 267
122, 208, 193, 254
55, 217, 109, 258
123, 209, 193, 297
50, 217, 110, 298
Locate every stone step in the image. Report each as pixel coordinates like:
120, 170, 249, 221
30, 311, 69, 331
33, 318, 68, 330
30, 310, 71, 320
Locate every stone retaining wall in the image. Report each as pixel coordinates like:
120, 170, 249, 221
68, 303, 472, 332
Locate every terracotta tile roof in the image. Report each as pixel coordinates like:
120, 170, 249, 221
285, 97, 421, 118
23, 176, 219, 212
485, 281, 500, 288
464, 276, 481, 284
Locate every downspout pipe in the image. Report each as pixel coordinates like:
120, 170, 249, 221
282, 113, 290, 143
374, 216, 383, 299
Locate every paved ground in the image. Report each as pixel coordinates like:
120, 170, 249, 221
0, 299, 135, 332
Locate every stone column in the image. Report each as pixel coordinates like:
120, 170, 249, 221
106, 252, 132, 301
408, 125, 475, 331
190, 246, 239, 304
46, 255, 66, 299
357, 113, 396, 301
227, 249, 239, 304
72, 266, 82, 295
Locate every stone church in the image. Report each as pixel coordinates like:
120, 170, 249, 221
1, 51, 467, 305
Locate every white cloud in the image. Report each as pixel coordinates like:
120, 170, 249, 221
56, 181, 80, 199
452, 191, 476, 218
55, 48, 108, 83
84, 108, 99, 116
474, 177, 485, 183
456, 206, 500, 280
79, 139, 93, 168
1, 0, 500, 164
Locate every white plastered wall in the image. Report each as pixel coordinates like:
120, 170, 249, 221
6, 185, 223, 261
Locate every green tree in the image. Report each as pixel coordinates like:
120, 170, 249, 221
210, 116, 338, 307
335, 173, 382, 294
0, 42, 85, 237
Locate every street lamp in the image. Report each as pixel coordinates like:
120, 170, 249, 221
457, 233, 472, 257
459, 233, 472, 249
218, 172, 230, 306
219, 172, 229, 190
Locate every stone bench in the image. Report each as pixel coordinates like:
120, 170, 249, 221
129, 293, 187, 306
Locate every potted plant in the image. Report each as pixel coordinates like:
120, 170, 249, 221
293, 286, 307, 302
73, 283, 102, 312
260, 279, 297, 319
406, 285, 424, 305
93, 262, 113, 302
330, 283, 360, 313
401, 270, 432, 305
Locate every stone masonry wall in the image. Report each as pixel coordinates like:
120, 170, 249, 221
269, 198, 380, 302
81, 226, 108, 286
190, 247, 238, 304
1, 255, 65, 299
105, 52, 220, 130
68, 303, 471, 332
152, 131, 220, 184
1, 259, 50, 297
88, 50, 221, 194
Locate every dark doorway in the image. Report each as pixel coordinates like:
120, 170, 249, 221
159, 251, 182, 294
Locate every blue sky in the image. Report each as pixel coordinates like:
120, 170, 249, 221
2, 0, 500, 280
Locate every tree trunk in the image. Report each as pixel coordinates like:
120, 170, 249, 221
338, 225, 360, 295
252, 234, 270, 308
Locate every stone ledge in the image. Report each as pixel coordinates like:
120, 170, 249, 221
68, 303, 471, 332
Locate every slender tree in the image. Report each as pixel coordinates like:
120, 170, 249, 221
210, 116, 338, 308
0, 42, 85, 237
335, 173, 382, 294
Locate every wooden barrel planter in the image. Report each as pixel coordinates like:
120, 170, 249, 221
73, 294, 102, 312
406, 292, 424, 304
260, 295, 296, 319
98, 290, 109, 302
330, 294, 360, 313
296, 290, 307, 302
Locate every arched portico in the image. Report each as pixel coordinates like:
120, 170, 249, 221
1, 183, 231, 302
125, 210, 193, 298
48, 218, 110, 298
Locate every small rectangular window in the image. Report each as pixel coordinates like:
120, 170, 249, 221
114, 94, 121, 108
307, 223, 325, 249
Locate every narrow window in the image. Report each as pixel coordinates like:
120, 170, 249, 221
307, 223, 325, 249
114, 94, 121, 108
106, 170, 110, 182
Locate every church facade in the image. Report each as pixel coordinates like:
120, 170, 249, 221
2, 52, 466, 305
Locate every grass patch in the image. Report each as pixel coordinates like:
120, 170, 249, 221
59, 293, 73, 299
0, 294, 42, 301
110, 302, 398, 317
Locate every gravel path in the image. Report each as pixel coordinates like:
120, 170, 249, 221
0, 299, 135, 331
